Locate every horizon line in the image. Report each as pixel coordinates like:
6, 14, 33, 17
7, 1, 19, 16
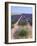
11, 13, 32, 15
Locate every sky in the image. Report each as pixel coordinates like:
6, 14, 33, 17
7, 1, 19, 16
11, 6, 32, 15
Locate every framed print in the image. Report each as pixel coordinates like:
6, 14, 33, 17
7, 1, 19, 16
5, 2, 36, 44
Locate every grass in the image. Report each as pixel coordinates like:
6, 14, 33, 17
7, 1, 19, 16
11, 24, 32, 39
18, 28, 28, 38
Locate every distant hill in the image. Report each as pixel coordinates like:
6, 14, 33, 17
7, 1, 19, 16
11, 14, 32, 25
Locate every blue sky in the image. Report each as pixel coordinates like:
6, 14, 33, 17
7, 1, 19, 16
11, 6, 32, 15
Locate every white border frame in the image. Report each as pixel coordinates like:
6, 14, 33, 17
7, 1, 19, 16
8, 3, 35, 43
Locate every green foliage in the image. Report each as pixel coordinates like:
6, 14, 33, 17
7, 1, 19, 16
18, 20, 27, 25
19, 29, 28, 37
11, 20, 17, 24
11, 24, 14, 28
